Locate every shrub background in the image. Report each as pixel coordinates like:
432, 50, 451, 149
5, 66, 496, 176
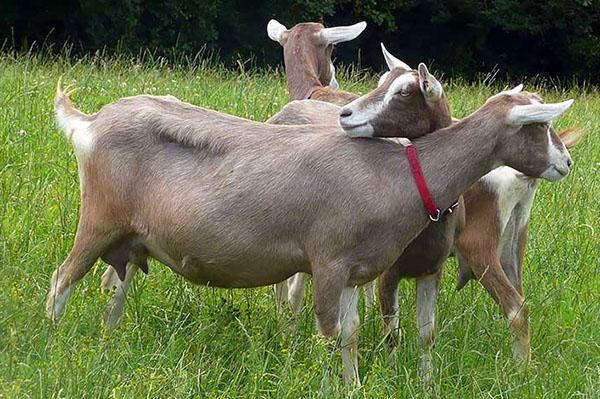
2, 0, 599, 83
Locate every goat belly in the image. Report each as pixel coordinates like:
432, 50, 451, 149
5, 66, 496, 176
162, 256, 306, 288
141, 238, 308, 288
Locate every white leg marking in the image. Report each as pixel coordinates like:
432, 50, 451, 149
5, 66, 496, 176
340, 286, 361, 385
383, 288, 400, 343
103, 264, 138, 329
416, 274, 440, 383
509, 306, 530, 363
274, 280, 288, 314
46, 269, 74, 322
100, 266, 121, 292
287, 273, 308, 314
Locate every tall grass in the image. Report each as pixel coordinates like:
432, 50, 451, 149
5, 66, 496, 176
1, 52, 598, 398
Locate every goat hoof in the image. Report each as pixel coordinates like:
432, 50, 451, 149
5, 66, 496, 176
103, 303, 124, 330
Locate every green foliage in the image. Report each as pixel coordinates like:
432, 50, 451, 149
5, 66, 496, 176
0, 53, 599, 397
1, 0, 599, 82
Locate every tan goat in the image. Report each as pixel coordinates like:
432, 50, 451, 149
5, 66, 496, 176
47, 74, 574, 383
268, 19, 377, 312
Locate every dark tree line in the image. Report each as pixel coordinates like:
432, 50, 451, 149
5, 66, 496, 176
2, 0, 599, 83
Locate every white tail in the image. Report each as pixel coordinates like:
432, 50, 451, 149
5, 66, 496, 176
55, 81, 94, 157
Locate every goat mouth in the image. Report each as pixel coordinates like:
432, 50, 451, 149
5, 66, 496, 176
339, 121, 369, 130
553, 166, 569, 177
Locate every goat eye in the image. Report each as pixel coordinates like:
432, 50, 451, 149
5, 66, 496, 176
396, 90, 410, 97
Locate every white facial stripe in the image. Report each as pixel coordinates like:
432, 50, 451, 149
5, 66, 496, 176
340, 73, 416, 137
547, 126, 567, 166
383, 73, 417, 104
539, 126, 572, 181
329, 63, 339, 89
339, 100, 382, 137
377, 71, 390, 87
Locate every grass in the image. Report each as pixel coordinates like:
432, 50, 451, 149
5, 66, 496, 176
0, 52, 599, 398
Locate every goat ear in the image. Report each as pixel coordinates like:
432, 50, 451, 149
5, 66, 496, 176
320, 21, 367, 45
417, 63, 443, 101
380, 43, 411, 71
267, 19, 288, 44
507, 99, 574, 126
559, 127, 584, 149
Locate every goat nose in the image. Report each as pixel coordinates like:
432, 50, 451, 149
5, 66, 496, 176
340, 108, 353, 118
567, 158, 573, 168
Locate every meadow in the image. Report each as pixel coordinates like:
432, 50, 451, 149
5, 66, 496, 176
0, 53, 598, 398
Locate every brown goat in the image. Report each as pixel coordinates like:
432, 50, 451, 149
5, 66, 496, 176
267, 19, 365, 105
267, 19, 372, 312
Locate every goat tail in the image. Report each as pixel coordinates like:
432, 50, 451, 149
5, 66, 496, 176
55, 78, 94, 153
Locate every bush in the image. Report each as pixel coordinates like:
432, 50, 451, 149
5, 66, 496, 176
1, 0, 598, 83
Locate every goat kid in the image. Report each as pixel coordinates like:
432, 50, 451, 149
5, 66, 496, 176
47, 78, 573, 384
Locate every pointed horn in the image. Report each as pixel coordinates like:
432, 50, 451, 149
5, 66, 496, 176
320, 21, 367, 45
503, 84, 523, 95
507, 99, 574, 126
380, 43, 411, 71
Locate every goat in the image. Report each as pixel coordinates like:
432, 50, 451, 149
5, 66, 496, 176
98, 20, 370, 319
268, 19, 371, 313
272, 95, 582, 382
47, 75, 574, 384
267, 19, 365, 106
68, 59, 452, 336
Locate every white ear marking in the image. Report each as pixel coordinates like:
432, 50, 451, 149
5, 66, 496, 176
507, 99, 574, 126
383, 73, 417, 104
417, 63, 443, 101
380, 43, 411, 71
320, 21, 367, 45
267, 19, 288, 44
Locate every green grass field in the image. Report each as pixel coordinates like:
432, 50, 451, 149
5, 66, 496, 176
1, 53, 599, 398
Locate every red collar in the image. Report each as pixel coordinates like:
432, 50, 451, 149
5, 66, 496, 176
399, 138, 459, 222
